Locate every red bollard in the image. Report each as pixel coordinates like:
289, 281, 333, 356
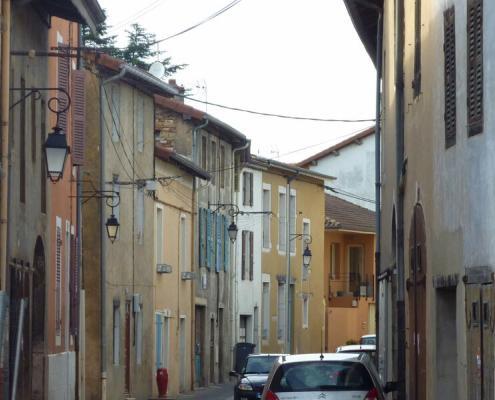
156, 368, 168, 398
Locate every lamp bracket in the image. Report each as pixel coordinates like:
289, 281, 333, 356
289, 233, 312, 244
208, 202, 272, 217
74, 190, 120, 207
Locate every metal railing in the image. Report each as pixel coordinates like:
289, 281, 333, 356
329, 272, 375, 299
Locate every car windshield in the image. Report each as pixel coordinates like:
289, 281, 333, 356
361, 336, 376, 345
243, 356, 278, 374
270, 361, 373, 392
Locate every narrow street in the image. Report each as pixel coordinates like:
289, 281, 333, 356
177, 383, 235, 400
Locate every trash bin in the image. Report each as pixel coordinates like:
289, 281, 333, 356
233, 342, 256, 373
156, 368, 168, 397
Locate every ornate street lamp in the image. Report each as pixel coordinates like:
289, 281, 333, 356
227, 221, 238, 243
303, 245, 312, 268
44, 126, 70, 182
105, 213, 119, 243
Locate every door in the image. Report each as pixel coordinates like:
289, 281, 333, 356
218, 309, 224, 383
194, 306, 204, 387
408, 204, 427, 400
124, 300, 131, 394
179, 317, 186, 392
209, 317, 215, 384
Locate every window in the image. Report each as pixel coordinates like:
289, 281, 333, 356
201, 136, 207, 170
413, 0, 421, 96
241, 230, 253, 280
211, 140, 217, 185
180, 215, 187, 272
444, 6, 456, 148
330, 243, 340, 279
31, 90, 37, 162
348, 246, 364, 294
40, 99, 46, 213
113, 301, 121, 365
20, 78, 26, 203
289, 191, 296, 253
136, 301, 143, 365
243, 172, 253, 206
55, 217, 62, 343
302, 295, 309, 328
467, 0, 483, 136
137, 97, 144, 152
277, 282, 286, 340
111, 84, 120, 142
278, 190, 287, 252
262, 187, 271, 249
220, 145, 225, 188
163, 316, 170, 368
136, 186, 144, 244
156, 207, 163, 263
262, 282, 270, 339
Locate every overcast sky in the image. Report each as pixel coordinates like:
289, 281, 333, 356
98, 0, 376, 163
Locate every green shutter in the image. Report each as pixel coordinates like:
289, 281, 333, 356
224, 216, 229, 271
207, 210, 213, 269
199, 208, 206, 267
216, 214, 222, 272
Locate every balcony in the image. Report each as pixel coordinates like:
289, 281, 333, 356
329, 272, 374, 303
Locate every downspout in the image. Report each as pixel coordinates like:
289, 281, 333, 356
395, 0, 406, 398
0, 0, 10, 292
231, 139, 250, 363
285, 177, 292, 354
191, 118, 207, 388
99, 67, 127, 399
374, 9, 383, 376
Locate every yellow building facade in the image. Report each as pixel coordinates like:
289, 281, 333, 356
255, 157, 330, 355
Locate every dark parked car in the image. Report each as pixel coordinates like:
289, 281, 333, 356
231, 354, 286, 400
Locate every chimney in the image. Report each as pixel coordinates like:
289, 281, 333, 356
168, 79, 185, 103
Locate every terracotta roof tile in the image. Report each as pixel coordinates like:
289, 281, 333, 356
325, 194, 375, 233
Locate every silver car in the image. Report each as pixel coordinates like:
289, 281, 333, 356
261, 353, 386, 400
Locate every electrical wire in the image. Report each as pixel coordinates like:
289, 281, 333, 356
325, 185, 376, 204
109, 0, 166, 32
150, 0, 243, 45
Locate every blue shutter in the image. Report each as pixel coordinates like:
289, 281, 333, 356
224, 217, 230, 271
216, 214, 222, 272
199, 208, 206, 267
207, 210, 213, 269
155, 314, 163, 369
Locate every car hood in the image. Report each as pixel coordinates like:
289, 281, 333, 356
243, 374, 269, 385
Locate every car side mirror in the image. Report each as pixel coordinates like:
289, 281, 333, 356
384, 381, 398, 393
229, 371, 238, 377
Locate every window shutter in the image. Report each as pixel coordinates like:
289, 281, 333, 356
56, 221, 62, 338
241, 231, 246, 280
249, 231, 254, 281
224, 216, 229, 271
249, 173, 253, 206
444, 6, 456, 148
57, 47, 70, 134
216, 214, 222, 272
71, 70, 86, 165
242, 172, 247, 205
207, 210, 213, 269
413, 0, 422, 96
199, 208, 206, 268
69, 235, 79, 335
467, 0, 483, 136
155, 314, 163, 369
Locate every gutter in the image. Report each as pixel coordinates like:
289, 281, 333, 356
99, 67, 127, 400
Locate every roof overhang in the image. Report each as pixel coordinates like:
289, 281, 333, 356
32, 0, 105, 33
343, 0, 382, 66
155, 145, 211, 181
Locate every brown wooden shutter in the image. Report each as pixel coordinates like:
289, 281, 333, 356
69, 235, 79, 335
249, 173, 253, 206
467, 0, 483, 136
413, 0, 422, 97
242, 172, 247, 206
241, 231, 246, 280
57, 47, 70, 133
249, 231, 254, 281
71, 70, 86, 165
444, 6, 456, 148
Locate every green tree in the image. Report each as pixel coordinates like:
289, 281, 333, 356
81, 10, 121, 58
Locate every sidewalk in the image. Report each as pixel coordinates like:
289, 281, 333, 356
176, 382, 235, 400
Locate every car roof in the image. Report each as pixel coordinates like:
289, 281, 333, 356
247, 353, 287, 358
361, 334, 376, 338
278, 353, 364, 364
337, 345, 376, 352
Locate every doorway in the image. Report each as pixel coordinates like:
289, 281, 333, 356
408, 204, 427, 400
179, 317, 186, 392
209, 317, 215, 384
194, 306, 205, 387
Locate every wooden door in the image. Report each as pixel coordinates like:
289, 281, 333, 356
408, 204, 427, 400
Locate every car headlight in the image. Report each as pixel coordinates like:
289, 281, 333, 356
238, 382, 253, 391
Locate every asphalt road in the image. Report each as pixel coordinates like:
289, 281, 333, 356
178, 382, 235, 400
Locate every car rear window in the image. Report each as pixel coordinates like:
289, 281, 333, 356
361, 337, 376, 345
244, 356, 279, 374
270, 361, 373, 392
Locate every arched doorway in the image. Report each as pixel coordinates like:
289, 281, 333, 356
408, 204, 427, 400
31, 236, 46, 399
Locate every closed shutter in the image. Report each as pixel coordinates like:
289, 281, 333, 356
216, 214, 222, 272
206, 210, 213, 269
241, 231, 246, 280
413, 0, 421, 96
467, 0, 483, 136
249, 231, 254, 281
224, 216, 230, 271
199, 208, 206, 268
71, 70, 86, 165
69, 235, 79, 335
56, 219, 62, 338
444, 6, 456, 148
249, 173, 253, 206
57, 46, 70, 133
242, 172, 247, 205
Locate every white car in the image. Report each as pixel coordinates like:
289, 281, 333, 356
261, 353, 386, 400
336, 344, 376, 363
360, 334, 376, 345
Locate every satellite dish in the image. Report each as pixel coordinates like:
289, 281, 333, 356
148, 61, 165, 78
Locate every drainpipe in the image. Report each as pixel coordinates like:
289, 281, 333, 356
231, 139, 250, 363
374, 10, 383, 376
284, 177, 292, 354
395, 0, 406, 398
0, 0, 10, 292
99, 67, 127, 400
